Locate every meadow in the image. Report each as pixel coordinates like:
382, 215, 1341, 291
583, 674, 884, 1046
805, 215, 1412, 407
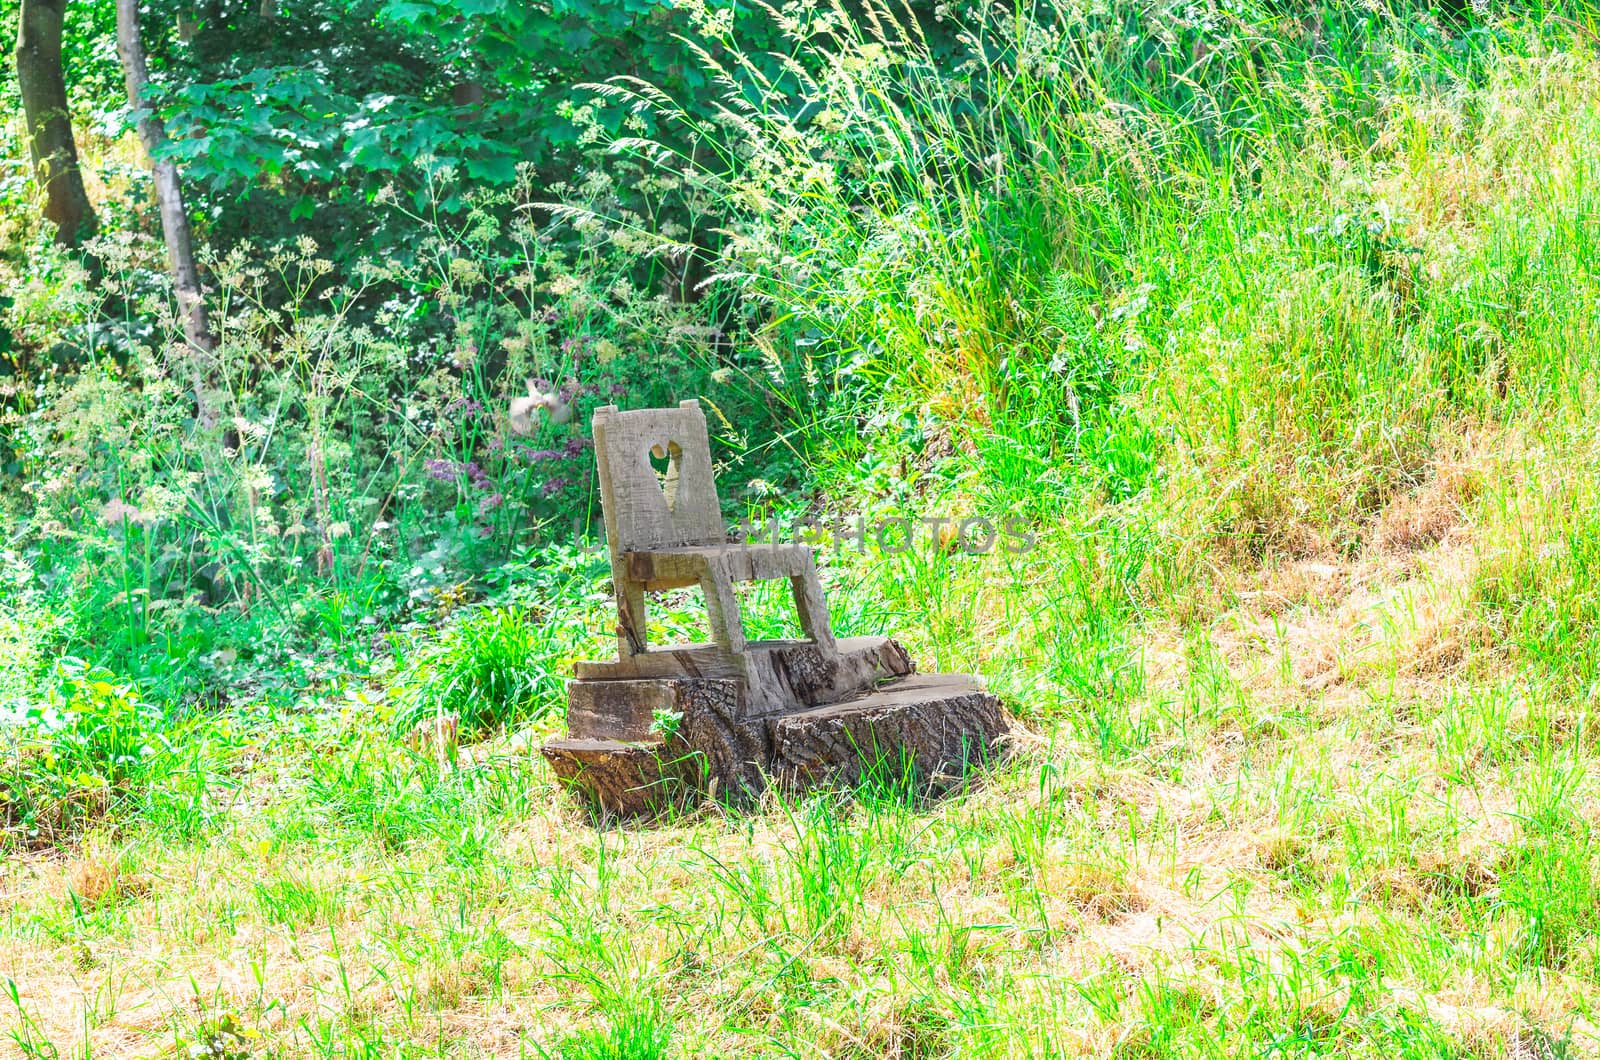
5, 0, 1600, 1055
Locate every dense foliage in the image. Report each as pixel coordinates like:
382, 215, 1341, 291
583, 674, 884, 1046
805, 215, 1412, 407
3, 0, 1598, 703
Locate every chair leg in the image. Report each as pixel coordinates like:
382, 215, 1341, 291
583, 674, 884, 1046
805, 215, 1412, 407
700, 565, 747, 654
789, 567, 836, 655
615, 579, 648, 658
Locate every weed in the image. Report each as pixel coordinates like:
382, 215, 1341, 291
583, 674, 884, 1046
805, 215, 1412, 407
393, 605, 563, 737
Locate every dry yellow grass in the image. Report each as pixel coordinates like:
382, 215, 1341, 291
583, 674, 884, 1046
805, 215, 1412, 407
4, 452, 1600, 1057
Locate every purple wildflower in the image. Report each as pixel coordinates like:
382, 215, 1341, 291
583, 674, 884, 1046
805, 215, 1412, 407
610, 383, 628, 397
528, 448, 564, 462
424, 458, 459, 483
563, 435, 590, 457
477, 492, 504, 515
542, 477, 570, 498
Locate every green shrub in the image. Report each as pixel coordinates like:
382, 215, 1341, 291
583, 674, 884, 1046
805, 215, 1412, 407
0, 657, 172, 846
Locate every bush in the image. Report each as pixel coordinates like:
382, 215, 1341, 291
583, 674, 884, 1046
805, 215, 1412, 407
0, 657, 173, 846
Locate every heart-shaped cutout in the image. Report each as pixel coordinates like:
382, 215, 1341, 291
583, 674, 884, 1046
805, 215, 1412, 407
649, 440, 683, 513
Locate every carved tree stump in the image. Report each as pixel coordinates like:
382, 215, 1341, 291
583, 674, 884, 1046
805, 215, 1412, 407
541, 738, 702, 818
540, 402, 1012, 819
769, 674, 1007, 792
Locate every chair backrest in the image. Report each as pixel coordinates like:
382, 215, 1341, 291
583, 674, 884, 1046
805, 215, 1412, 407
592, 400, 725, 553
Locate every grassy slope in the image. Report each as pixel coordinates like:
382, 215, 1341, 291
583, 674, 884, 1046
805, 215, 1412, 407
9, 8, 1600, 1060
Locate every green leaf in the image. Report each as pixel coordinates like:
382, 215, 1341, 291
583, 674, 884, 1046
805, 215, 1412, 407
380, 0, 433, 23
463, 155, 517, 184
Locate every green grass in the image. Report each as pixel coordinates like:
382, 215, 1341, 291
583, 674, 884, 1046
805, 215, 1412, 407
7, 0, 1600, 1056
393, 605, 567, 738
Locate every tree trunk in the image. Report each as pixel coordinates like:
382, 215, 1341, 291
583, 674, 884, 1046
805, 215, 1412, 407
116, 0, 216, 376
16, 0, 97, 247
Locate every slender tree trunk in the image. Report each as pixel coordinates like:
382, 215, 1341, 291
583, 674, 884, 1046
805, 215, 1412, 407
118, 0, 233, 585
116, 0, 216, 376
450, 77, 483, 136
16, 0, 97, 247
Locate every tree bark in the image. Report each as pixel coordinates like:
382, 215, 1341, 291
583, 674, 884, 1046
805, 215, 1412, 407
116, 0, 216, 372
16, 0, 97, 247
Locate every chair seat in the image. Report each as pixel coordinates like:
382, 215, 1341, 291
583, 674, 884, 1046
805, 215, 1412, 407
623, 542, 816, 591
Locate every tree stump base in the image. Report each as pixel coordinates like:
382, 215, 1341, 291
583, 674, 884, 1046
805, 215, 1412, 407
542, 636, 1009, 818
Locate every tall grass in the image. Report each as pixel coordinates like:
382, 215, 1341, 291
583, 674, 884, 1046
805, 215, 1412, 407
582, 0, 1600, 690
595, 4, 1585, 506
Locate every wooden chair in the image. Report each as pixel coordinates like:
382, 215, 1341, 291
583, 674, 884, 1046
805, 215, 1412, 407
591, 400, 836, 663
546, 400, 1006, 817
